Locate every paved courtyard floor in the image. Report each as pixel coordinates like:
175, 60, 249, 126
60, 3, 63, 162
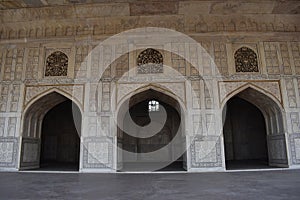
0, 169, 300, 200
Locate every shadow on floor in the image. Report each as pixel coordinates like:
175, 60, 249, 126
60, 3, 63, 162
226, 159, 278, 170
32, 162, 79, 171
119, 161, 186, 172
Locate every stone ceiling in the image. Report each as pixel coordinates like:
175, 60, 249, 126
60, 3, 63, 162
0, 0, 123, 9
0, 0, 299, 15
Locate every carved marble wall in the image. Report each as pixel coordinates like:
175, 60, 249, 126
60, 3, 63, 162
0, 137, 18, 168
0, 0, 299, 171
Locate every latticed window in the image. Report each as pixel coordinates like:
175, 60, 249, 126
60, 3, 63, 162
234, 47, 258, 72
137, 48, 163, 74
148, 100, 159, 112
45, 51, 68, 76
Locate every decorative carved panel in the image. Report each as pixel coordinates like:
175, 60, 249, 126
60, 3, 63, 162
26, 48, 40, 80
2, 48, 26, 81
204, 80, 214, 109
291, 113, 300, 133
290, 133, 300, 164
285, 79, 297, 108
171, 43, 186, 75
234, 47, 258, 72
45, 51, 68, 76
74, 46, 88, 79
3, 49, 14, 81
190, 135, 222, 168
192, 114, 202, 134
7, 117, 17, 137
137, 48, 163, 74
191, 81, 201, 109
0, 138, 18, 167
0, 84, 9, 112
0, 118, 5, 136
264, 42, 280, 74
10, 84, 21, 112
214, 42, 228, 75
101, 82, 111, 112
279, 42, 292, 75
82, 137, 113, 169
291, 42, 300, 75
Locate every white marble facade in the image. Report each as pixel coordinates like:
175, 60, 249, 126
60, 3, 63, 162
0, 0, 300, 172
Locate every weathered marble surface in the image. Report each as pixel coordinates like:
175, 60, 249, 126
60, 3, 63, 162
0, 0, 299, 172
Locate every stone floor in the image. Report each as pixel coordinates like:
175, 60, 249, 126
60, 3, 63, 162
1, 169, 300, 200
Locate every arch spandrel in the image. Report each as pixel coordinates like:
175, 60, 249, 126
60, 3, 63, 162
116, 83, 186, 113
219, 81, 283, 109
24, 85, 84, 112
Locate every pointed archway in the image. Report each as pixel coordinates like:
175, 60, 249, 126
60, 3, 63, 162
117, 89, 187, 172
222, 87, 288, 170
19, 92, 82, 171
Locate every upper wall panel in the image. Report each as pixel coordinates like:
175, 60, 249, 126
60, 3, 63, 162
1, 0, 300, 15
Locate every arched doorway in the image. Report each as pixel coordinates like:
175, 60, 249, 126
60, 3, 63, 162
222, 88, 288, 170
40, 100, 80, 170
20, 92, 82, 171
117, 89, 186, 172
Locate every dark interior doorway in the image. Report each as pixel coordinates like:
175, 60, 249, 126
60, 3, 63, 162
223, 96, 269, 170
40, 100, 81, 171
118, 89, 186, 172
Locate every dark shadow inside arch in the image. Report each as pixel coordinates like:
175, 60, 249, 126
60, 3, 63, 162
222, 88, 288, 170
117, 89, 187, 172
223, 96, 269, 169
20, 92, 81, 171
40, 100, 81, 171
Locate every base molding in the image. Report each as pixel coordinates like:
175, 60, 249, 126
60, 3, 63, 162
188, 167, 225, 173
80, 168, 116, 173
0, 167, 18, 172
287, 165, 300, 169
